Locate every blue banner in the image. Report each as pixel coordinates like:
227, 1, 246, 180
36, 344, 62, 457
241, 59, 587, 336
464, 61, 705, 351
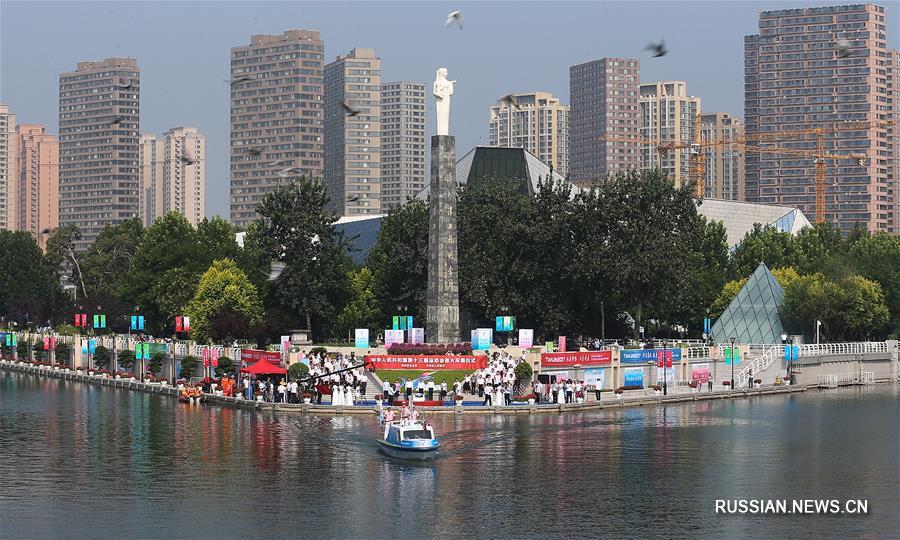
783, 345, 798, 361
623, 367, 644, 387
621, 348, 682, 364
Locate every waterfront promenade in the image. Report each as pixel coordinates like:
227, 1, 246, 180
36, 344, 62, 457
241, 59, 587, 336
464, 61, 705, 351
4, 356, 893, 416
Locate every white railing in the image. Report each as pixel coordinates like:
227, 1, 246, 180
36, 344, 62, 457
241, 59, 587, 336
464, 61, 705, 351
736, 345, 778, 388
684, 346, 711, 359
835, 371, 876, 385
817, 374, 837, 387
798, 342, 888, 357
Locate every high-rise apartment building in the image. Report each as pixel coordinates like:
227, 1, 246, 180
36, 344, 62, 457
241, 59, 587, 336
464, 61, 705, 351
701, 113, 746, 201
325, 48, 382, 216
230, 30, 325, 228
888, 48, 899, 233
59, 58, 140, 249
569, 58, 641, 185
381, 81, 426, 209
163, 127, 205, 226
744, 4, 894, 233
139, 128, 206, 227
0, 104, 17, 230
489, 91, 570, 177
16, 125, 59, 247
138, 134, 164, 226
639, 81, 701, 187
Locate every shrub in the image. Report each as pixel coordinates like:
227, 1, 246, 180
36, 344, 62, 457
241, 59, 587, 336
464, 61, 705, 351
722, 381, 731, 387
55, 343, 70, 365
93, 346, 110, 370
309, 346, 328, 357
55, 324, 79, 335
651, 385, 662, 392
148, 352, 164, 376
288, 362, 309, 381
118, 349, 135, 370
180, 355, 197, 379
214, 356, 235, 378
618, 385, 643, 391
514, 361, 533, 382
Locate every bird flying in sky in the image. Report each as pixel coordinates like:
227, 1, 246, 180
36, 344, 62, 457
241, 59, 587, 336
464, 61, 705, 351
644, 39, 668, 58
445, 10, 463, 29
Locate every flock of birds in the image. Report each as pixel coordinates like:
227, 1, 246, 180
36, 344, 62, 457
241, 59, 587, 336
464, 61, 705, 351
104, 9, 858, 170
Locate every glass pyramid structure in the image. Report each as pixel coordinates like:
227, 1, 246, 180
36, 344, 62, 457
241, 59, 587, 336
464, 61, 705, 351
711, 263, 785, 345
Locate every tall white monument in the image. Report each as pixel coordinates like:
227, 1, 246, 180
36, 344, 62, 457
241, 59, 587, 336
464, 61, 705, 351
433, 68, 455, 136
427, 67, 460, 343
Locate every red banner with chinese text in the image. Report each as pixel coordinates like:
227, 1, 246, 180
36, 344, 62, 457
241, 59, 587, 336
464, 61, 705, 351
365, 355, 488, 370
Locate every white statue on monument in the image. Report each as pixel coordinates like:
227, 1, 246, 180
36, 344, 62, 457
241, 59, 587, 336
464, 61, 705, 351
434, 67, 455, 136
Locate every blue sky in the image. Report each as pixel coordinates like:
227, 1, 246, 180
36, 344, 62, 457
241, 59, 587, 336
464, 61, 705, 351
2, 1, 897, 219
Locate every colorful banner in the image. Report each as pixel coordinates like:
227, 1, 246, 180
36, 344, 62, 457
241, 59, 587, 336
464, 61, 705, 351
280, 335, 291, 354
623, 367, 644, 387
584, 368, 605, 388
211, 348, 220, 367
409, 328, 425, 345
545, 341, 554, 352
621, 348, 683, 364
656, 349, 674, 368
691, 363, 710, 383
541, 350, 612, 368
365, 355, 488, 371
518, 329, 534, 348
473, 328, 492, 350
724, 346, 742, 365
495, 316, 515, 332
385, 329, 405, 347
392, 316, 399, 330
783, 345, 798, 360
558, 336, 566, 352
202, 348, 210, 367
240, 349, 281, 365
354, 329, 370, 349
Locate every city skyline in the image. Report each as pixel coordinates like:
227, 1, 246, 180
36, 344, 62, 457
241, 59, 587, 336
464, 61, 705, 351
1, 1, 898, 220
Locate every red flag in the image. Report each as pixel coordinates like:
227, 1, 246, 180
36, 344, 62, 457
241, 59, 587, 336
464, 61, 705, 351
175, 316, 183, 333
211, 348, 219, 367
50, 337, 57, 350
666, 351, 673, 368
202, 348, 209, 367
74, 314, 81, 327
657, 350, 664, 368
43, 337, 50, 350
183, 316, 190, 332
81, 314, 88, 328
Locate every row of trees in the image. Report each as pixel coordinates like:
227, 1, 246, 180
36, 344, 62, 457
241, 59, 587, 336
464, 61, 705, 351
2, 169, 898, 344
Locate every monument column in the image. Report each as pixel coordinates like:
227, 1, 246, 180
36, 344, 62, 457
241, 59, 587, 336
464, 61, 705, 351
426, 135, 460, 343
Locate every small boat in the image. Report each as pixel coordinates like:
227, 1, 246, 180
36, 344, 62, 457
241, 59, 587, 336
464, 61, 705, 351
378, 420, 440, 460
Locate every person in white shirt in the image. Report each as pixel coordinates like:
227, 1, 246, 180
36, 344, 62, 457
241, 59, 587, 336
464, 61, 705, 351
483, 383, 493, 406
575, 381, 583, 403
533, 380, 542, 404
383, 380, 391, 405
476, 376, 485, 397
440, 381, 448, 401
427, 379, 436, 401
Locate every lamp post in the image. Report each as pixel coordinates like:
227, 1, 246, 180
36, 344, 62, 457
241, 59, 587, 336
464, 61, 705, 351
730, 337, 736, 390
499, 305, 510, 346
663, 339, 669, 396
788, 336, 795, 385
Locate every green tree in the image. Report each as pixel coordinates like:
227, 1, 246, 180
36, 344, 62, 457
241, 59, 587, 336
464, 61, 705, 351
185, 259, 263, 343
180, 355, 197, 379
55, 342, 70, 366
848, 233, 900, 337
78, 218, 144, 332
254, 178, 353, 340
595, 169, 703, 338
780, 273, 888, 342
367, 199, 428, 325
118, 349, 135, 370
148, 352, 164, 376
214, 356, 235, 378
792, 222, 844, 275
93, 345, 110, 370
729, 224, 796, 280
676, 216, 730, 333
0, 231, 58, 324
338, 267, 380, 337
288, 361, 309, 381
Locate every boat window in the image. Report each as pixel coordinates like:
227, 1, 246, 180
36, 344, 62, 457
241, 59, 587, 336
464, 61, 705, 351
402, 430, 432, 440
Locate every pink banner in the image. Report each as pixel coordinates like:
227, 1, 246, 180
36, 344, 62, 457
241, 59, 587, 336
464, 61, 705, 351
541, 351, 612, 368
691, 363, 710, 383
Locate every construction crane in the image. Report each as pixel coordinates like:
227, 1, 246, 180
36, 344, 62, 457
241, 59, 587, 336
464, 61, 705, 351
688, 112, 705, 198
601, 131, 865, 224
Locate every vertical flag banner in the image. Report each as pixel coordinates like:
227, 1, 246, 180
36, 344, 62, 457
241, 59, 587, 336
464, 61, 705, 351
138, 316, 145, 331
406, 316, 413, 330
545, 341, 554, 352
392, 316, 399, 330
202, 347, 210, 367
518, 329, 534, 348
176, 317, 183, 333
183, 316, 190, 332
355, 329, 370, 348
93, 315, 100, 329
100, 315, 106, 328
280, 335, 291, 354
43, 337, 50, 350
496, 316, 503, 332
211, 348, 220, 367
131, 316, 138, 330
75, 315, 82, 327
558, 336, 566, 352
